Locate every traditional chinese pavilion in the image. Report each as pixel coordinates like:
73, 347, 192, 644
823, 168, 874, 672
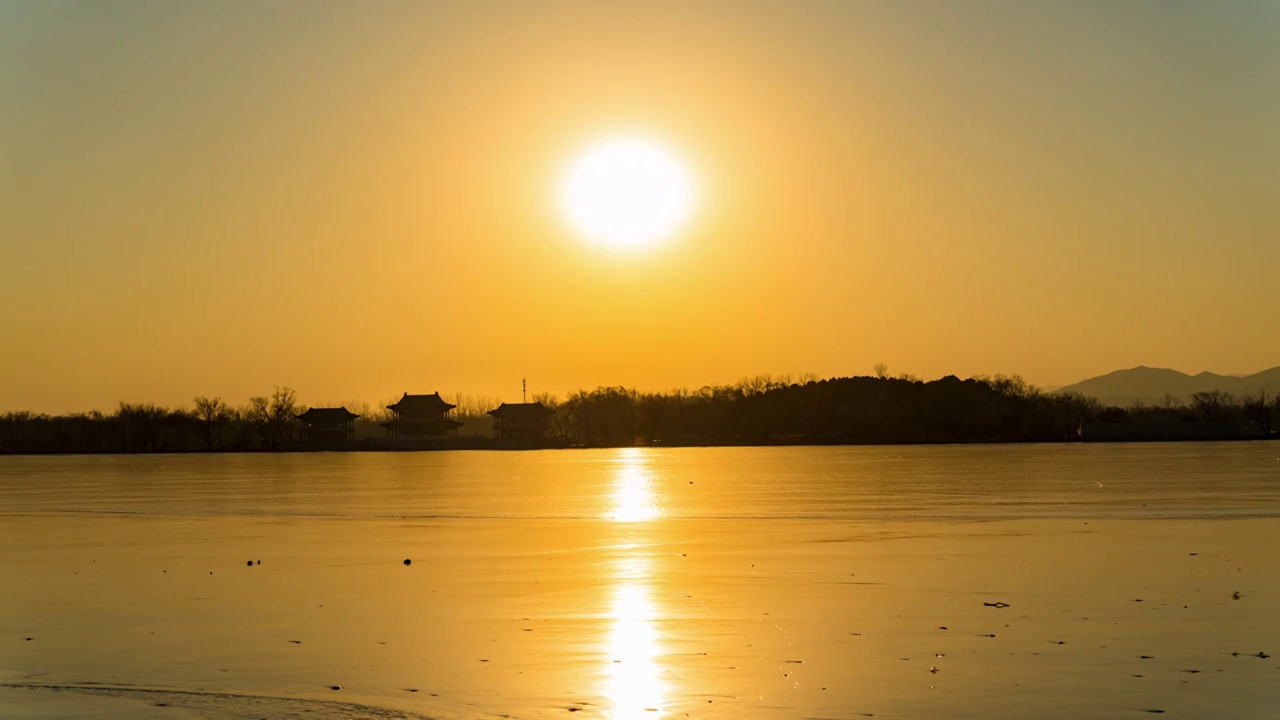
488, 402, 554, 440
381, 392, 462, 437
297, 407, 359, 443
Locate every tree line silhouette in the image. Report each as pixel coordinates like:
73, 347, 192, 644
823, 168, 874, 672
1, 372, 1276, 454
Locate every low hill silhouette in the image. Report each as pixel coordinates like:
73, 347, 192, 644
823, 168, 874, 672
1056, 366, 1280, 406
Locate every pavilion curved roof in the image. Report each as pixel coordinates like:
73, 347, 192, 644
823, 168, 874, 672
387, 392, 456, 413
488, 402, 554, 418
297, 407, 359, 421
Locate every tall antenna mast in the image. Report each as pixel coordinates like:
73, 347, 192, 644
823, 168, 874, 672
522, 378, 527, 404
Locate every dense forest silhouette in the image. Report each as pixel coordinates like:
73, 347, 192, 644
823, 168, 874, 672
0, 373, 1275, 454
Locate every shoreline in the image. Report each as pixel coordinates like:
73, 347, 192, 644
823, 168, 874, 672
0, 434, 1275, 458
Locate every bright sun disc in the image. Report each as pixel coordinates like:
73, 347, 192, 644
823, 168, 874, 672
561, 137, 695, 250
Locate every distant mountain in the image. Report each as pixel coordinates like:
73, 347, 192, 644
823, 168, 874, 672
1054, 366, 1280, 406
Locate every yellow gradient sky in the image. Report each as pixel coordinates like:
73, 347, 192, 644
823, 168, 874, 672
2, 1, 1278, 413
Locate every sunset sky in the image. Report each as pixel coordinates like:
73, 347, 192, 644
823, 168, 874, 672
2, 1, 1277, 414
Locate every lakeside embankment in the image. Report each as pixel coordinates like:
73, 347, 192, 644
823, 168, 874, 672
3, 374, 1275, 455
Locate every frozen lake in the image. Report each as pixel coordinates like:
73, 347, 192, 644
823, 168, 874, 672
3, 443, 1279, 719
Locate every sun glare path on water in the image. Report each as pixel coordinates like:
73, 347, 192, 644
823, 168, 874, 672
607, 577, 667, 719
607, 449, 661, 522
600, 451, 668, 716
560, 136, 696, 251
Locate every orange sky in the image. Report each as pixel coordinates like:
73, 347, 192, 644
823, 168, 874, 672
2, 1, 1278, 414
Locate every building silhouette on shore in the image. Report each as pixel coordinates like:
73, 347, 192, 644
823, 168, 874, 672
381, 392, 462, 437
297, 407, 359, 442
489, 402, 554, 440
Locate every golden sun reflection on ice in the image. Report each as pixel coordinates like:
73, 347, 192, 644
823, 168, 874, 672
601, 450, 666, 717
607, 449, 660, 523
606, 573, 666, 718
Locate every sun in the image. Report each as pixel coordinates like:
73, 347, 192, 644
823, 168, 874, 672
560, 136, 696, 250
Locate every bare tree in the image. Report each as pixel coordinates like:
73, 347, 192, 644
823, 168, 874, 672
242, 388, 299, 450
981, 374, 1040, 400
444, 391, 468, 416
1190, 390, 1233, 423
227, 406, 255, 450
530, 392, 569, 439
193, 396, 230, 451
443, 392, 500, 419
1242, 390, 1272, 436
246, 396, 272, 449
163, 407, 195, 452
116, 402, 168, 452
343, 400, 372, 418
736, 375, 781, 396
873, 363, 890, 380
269, 386, 298, 448
1047, 392, 1102, 440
